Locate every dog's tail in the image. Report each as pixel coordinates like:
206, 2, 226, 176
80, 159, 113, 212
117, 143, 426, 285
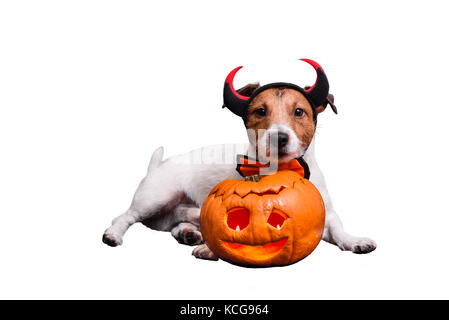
147, 146, 164, 174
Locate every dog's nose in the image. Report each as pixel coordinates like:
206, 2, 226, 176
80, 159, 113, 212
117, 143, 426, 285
277, 132, 289, 148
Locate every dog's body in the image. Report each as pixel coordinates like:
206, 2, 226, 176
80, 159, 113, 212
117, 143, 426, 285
103, 84, 376, 258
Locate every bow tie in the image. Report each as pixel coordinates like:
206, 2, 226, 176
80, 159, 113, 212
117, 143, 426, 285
236, 155, 309, 179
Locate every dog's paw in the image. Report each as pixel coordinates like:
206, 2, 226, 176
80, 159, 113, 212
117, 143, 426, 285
351, 238, 377, 254
192, 244, 219, 261
337, 236, 377, 254
102, 232, 123, 247
171, 223, 203, 246
178, 229, 203, 246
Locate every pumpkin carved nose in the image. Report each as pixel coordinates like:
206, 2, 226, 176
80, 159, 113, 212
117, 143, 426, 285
226, 208, 250, 231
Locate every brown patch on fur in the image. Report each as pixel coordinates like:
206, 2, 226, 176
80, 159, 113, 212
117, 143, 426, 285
245, 88, 316, 150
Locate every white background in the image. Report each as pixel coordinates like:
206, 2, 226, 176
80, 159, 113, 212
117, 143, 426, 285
1, 0, 448, 299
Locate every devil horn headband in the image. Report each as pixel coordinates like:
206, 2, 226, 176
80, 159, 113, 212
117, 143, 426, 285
223, 59, 330, 120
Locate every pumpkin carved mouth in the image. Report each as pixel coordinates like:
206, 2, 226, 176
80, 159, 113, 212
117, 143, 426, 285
222, 238, 288, 260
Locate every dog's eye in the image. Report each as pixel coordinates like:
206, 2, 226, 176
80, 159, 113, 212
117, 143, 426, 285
255, 108, 266, 117
294, 108, 304, 118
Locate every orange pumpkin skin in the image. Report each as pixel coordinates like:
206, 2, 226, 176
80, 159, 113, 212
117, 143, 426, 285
200, 170, 325, 267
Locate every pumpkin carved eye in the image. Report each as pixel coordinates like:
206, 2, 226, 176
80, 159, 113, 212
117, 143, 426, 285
226, 208, 249, 231
267, 210, 287, 230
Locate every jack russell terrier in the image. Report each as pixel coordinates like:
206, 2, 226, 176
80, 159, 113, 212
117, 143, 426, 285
102, 59, 376, 260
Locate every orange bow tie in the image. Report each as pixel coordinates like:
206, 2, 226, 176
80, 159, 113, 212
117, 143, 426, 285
236, 155, 309, 179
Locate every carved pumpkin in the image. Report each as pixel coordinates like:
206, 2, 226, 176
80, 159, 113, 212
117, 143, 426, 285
200, 170, 325, 267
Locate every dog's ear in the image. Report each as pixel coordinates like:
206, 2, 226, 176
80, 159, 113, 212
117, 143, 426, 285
236, 83, 260, 97
317, 93, 338, 114
304, 86, 338, 114
222, 83, 260, 108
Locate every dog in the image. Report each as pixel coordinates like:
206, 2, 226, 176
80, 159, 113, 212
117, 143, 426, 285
102, 61, 376, 260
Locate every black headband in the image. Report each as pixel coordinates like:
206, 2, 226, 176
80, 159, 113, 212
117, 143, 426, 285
223, 59, 329, 123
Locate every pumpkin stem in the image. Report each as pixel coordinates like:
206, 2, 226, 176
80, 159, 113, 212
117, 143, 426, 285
244, 175, 261, 182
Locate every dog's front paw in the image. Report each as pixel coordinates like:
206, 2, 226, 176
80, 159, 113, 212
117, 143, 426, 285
337, 236, 377, 254
192, 244, 219, 261
102, 231, 123, 247
351, 238, 377, 254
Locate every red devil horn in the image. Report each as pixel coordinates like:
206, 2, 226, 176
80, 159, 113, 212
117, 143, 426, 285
300, 58, 329, 107
223, 66, 250, 118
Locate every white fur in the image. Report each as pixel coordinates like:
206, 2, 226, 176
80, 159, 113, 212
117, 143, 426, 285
103, 134, 376, 256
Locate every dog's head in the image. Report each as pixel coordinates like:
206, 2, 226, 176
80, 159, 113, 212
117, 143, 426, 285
245, 84, 336, 163
223, 59, 337, 164
225, 83, 336, 163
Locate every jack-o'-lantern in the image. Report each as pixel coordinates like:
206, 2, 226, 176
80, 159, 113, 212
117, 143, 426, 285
200, 170, 325, 267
